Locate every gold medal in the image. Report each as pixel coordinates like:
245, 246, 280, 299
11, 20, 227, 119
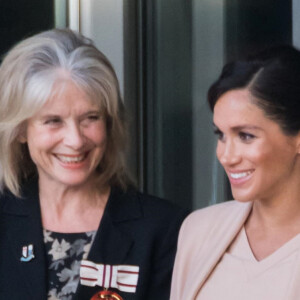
91, 289, 124, 300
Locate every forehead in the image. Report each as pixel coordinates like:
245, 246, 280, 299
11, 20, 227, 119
40, 80, 100, 113
213, 89, 267, 126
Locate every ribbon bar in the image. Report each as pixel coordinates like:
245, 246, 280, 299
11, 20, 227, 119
80, 260, 139, 293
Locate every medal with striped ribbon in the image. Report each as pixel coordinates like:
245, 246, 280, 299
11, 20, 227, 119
80, 260, 139, 299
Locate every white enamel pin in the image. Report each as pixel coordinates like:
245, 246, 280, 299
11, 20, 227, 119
20, 244, 35, 262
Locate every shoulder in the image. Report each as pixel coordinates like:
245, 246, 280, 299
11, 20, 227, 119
137, 192, 189, 220
171, 201, 252, 299
108, 187, 189, 232
0, 190, 18, 214
179, 200, 252, 240
0, 180, 39, 216
133, 191, 190, 240
135, 191, 190, 230
111, 186, 189, 218
184, 200, 250, 226
0, 192, 5, 213
174, 200, 252, 267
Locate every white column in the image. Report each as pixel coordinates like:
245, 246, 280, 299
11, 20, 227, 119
80, 0, 124, 96
69, 0, 81, 31
54, 0, 67, 28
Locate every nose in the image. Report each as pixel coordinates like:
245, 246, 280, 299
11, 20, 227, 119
63, 122, 85, 150
217, 140, 241, 167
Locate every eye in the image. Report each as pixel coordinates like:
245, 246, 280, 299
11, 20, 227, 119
214, 128, 225, 142
81, 113, 102, 126
87, 114, 100, 121
44, 117, 62, 125
239, 132, 255, 142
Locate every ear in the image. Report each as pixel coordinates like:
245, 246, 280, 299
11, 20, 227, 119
17, 134, 27, 143
296, 132, 300, 154
17, 123, 27, 143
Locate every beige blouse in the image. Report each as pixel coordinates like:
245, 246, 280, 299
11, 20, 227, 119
197, 227, 300, 300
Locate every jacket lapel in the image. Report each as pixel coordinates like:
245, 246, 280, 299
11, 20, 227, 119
2, 181, 47, 299
89, 187, 141, 263
183, 201, 252, 299
76, 187, 142, 299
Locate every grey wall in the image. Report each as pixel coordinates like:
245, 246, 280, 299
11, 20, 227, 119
293, 0, 300, 48
192, 0, 227, 208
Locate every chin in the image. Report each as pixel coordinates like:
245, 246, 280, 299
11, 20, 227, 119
58, 177, 91, 188
231, 189, 255, 203
234, 197, 253, 203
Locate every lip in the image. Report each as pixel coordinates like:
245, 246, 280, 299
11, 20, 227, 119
54, 152, 89, 169
226, 169, 254, 186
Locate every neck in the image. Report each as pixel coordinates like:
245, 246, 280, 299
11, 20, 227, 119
244, 186, 300, 261
247, 189, 300, 233
248, 172, 300, 229
39, 180, 108, 207
38, 179, 110, 233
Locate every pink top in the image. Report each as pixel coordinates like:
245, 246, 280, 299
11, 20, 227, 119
197, 227, 300, 300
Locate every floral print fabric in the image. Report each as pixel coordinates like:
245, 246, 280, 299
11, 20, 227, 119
43, 229, 96, 300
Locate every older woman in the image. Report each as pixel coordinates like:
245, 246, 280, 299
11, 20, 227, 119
171, 45, 300, 300
0, 29, 187, 300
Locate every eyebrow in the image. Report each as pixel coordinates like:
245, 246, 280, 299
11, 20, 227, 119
37, 114, 60, 121
38, 110, 101, 119
213, 123, 263, 131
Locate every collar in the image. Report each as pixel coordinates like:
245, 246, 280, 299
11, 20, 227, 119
104, 186, 143, 222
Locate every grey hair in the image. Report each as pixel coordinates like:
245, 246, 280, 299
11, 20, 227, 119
0, 29, 132, 196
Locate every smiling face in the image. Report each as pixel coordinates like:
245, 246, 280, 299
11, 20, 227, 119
214, 89, 300, 204
22, 80, 107, 190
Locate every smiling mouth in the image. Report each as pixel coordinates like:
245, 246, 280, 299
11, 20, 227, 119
229, 171, 252, 179
55, 153, 87, 163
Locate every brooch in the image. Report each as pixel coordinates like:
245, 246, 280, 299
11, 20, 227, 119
20, 244, 35, 262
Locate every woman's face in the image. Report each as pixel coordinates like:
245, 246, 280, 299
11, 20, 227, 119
214, 89, 300, 203
22, 80, 107, 190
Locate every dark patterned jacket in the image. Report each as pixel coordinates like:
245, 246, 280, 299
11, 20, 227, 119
0, 180, 188, 299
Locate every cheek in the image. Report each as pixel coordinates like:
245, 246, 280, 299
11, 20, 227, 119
26, 128, 59, 157
216, 142, 224, 163
247, 143, 279, 170
87, 123, 107, 146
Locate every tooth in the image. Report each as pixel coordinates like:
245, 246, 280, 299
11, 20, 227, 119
57, 155, 84, 163
230, 172, 250, 179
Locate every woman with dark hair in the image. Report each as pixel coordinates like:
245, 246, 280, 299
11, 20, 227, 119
0, 29, 187, 300
171, 45, 300, 300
